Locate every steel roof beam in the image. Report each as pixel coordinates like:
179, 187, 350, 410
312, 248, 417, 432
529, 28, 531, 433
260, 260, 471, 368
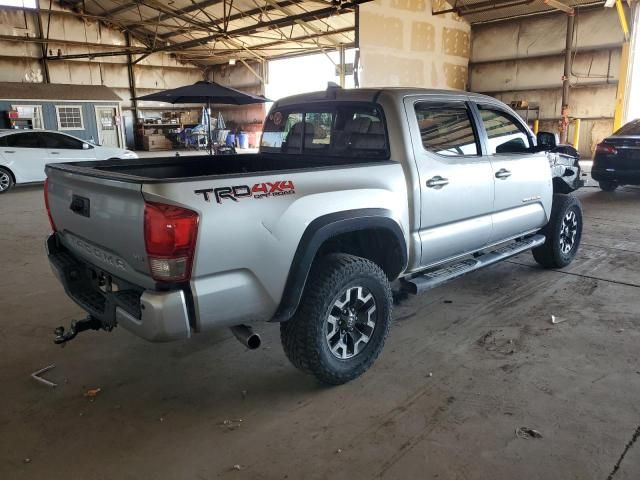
103, 1, 140, 16
41, 3, 360, 61
433, 0, 534, 16
156, 0, 305, 40
179, 26, 354, 55
149, 0, 368, 54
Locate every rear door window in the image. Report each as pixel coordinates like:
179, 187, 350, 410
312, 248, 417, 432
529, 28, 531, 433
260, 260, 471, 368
5, 132, 43, 148
41, 132, 84, 149
414, 102, 479, 156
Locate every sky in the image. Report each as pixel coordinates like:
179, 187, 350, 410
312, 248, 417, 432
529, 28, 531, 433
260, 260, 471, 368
0, 0, 36, 7
265, 49, 357, 102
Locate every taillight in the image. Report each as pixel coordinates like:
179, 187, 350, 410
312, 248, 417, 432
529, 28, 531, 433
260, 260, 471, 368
44, 179, 57, 232
144, 201, 199, 282
596, 143, 617, 155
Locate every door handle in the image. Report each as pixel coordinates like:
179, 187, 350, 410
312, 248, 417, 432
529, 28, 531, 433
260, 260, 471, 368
426, 176, 449, 189
50, 151, 60, 155
4, 150, 15, 154
495, 168, 512, 179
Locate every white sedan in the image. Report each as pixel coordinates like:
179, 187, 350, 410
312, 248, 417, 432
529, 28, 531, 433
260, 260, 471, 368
0, 129, 138, 193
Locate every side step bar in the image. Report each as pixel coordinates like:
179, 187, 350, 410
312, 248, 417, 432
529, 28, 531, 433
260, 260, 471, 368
402, 234, 546, 295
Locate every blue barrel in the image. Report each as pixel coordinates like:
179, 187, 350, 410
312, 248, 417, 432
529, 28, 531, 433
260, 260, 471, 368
226, 133, 235, 146
238, 132, 249, 149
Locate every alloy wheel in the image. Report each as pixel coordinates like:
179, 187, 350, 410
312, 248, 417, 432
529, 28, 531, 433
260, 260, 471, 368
559, 210, 578, 254
325, 286, 377, 360
0, 172, 10, 192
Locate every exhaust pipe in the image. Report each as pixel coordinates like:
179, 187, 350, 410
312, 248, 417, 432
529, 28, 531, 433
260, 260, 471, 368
230, 325, 261, 350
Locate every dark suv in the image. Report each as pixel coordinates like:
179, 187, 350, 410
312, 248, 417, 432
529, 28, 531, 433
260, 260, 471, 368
592, 119, 640, 191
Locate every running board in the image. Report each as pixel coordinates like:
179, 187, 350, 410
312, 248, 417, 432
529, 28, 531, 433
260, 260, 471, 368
402, 234, 546, 295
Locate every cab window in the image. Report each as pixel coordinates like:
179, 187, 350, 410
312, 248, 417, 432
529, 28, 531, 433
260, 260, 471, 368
304, 112, 333, 151
414, 102, 479, 156
479, 108, 531, 154
261, 104, 388, 158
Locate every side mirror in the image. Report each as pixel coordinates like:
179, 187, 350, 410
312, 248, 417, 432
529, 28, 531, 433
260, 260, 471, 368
537, 131, 558, 150
82, 143, 90, 150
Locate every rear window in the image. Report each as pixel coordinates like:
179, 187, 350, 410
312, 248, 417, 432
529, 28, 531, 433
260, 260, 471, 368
261, 104, 388, 158
614, 119, 640, 136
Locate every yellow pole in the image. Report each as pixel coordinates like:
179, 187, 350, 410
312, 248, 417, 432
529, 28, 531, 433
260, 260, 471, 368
533, 119, 539, 134
572, 118, 581, 149
613, 0, 630, 131
615, 0, 630, 38
614, 42, 630, 131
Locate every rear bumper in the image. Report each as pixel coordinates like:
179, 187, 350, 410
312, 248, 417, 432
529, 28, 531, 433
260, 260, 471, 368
591, 167, 640, 185
47, 234, 191, 342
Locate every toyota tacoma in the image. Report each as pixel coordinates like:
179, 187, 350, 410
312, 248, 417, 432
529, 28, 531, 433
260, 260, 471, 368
44, 87, 583, 384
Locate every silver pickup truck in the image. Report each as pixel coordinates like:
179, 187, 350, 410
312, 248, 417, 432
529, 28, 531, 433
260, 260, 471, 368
45, 87, 583, 384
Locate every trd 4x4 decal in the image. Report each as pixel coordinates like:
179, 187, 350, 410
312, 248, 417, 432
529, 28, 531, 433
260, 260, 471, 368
195, 180, 295, 204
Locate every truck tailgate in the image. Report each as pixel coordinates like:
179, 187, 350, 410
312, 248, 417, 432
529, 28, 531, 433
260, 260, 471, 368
46, 167, 154, 289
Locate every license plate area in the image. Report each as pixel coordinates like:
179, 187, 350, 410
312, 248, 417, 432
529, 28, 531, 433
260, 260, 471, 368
86, 266, 121, 294
48, 237, 144, 323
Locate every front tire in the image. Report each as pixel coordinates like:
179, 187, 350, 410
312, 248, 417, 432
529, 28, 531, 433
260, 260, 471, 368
0, 168, 14, 194
598, 180, 618, 192
280, 253, 393, 385
532, 194, 583, 269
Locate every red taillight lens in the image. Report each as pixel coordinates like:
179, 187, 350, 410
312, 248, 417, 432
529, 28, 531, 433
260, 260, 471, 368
144, 202, 199, 282
44, 179, 57, 232
596, 143, 617, 155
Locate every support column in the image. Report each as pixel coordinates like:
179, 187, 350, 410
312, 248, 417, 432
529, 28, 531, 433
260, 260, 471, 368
126, 33, 139, 149
560, 12, 575, 144
35, 0, 50, 83
338, 44, 346, 88
613, 0, 631, 131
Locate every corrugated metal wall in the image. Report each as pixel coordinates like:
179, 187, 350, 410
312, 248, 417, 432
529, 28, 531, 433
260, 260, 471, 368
470, 8, 624, 157
0, 3, 205, 110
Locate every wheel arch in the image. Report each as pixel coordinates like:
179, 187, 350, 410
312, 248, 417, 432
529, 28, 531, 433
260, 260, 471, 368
0, 165, 16, 182
271, 208, 407, 323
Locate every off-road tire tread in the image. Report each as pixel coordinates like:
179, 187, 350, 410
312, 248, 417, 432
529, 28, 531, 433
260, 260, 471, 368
532, 193, 582, 269
280, 253, 392, 385
599, 180, 618, 192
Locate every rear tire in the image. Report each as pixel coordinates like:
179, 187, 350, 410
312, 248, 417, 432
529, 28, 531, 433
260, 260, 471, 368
280, 253, 393, 385
598, 180, 618, 192
532, 194, 583, 269
0, 168, 14, 194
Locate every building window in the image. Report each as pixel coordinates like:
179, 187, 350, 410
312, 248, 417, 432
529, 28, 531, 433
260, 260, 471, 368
11, 104, 44, 129
56, 105, 84, 130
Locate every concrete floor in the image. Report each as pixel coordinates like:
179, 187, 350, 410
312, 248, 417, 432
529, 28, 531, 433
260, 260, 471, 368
1, 179, 639, 480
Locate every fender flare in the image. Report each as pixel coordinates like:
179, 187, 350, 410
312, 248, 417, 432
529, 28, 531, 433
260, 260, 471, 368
271, 208, 407, 322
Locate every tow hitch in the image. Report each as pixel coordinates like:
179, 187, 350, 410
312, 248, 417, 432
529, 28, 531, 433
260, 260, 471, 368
54, 316, 110, 345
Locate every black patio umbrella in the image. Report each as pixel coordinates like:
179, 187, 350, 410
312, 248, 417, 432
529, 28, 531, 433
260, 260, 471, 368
135, 80, 269, 154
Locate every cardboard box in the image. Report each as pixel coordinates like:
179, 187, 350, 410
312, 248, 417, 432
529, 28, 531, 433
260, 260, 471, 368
142, 134, 173, 151
180, 110, 199, 125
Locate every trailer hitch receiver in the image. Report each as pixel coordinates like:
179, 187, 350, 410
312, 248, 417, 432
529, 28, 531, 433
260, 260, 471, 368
54, 316, 109, 345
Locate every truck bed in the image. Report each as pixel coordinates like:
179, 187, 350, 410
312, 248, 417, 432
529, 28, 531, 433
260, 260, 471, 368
49, 153, 389, 182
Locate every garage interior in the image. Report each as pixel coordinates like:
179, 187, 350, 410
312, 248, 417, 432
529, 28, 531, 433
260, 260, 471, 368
1, 0, 640, 479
